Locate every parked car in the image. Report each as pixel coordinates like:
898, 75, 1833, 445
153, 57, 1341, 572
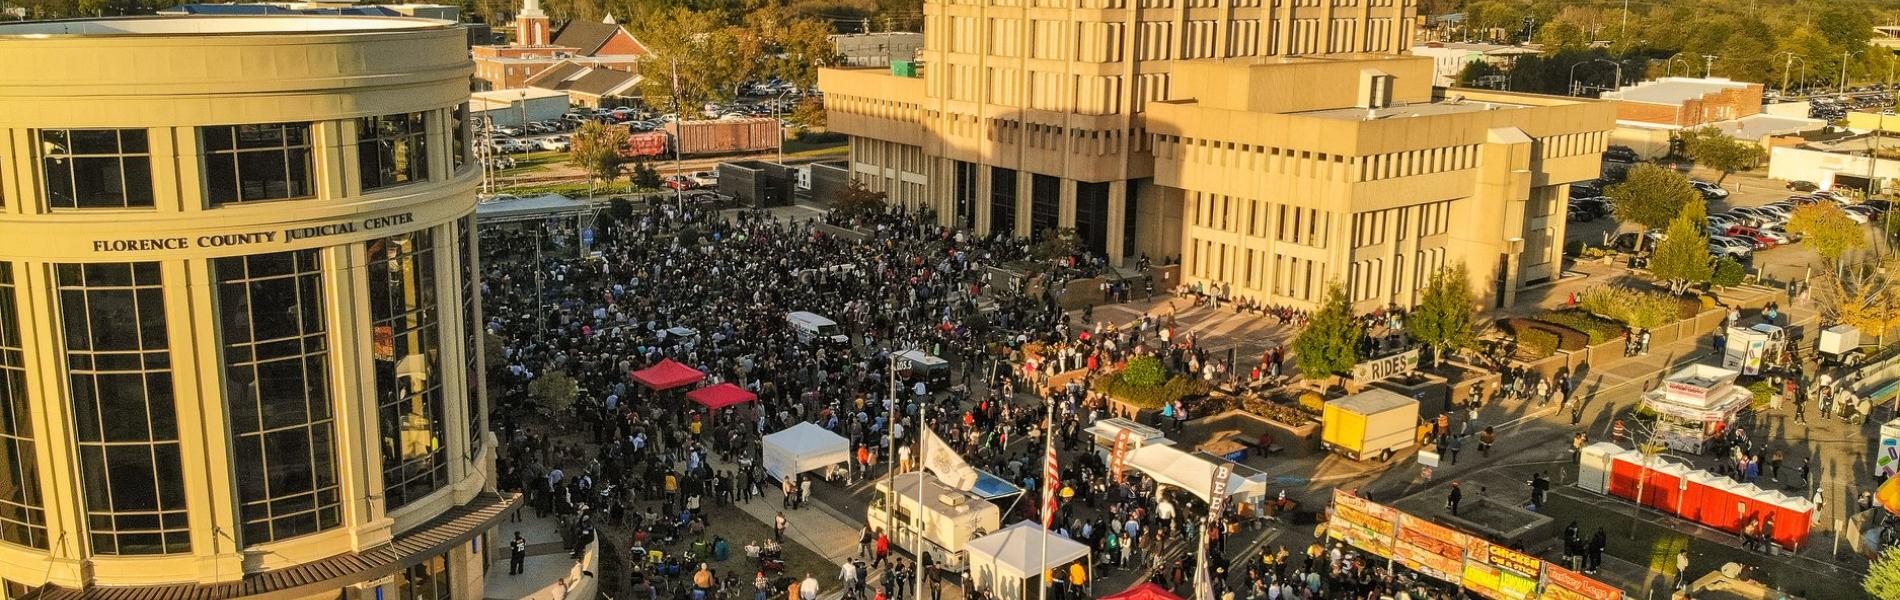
537, 135, 571, 151
1707, 214, 1740, 230
494, 126, 523, 137
1843, 205, 1877, 223
663, 174, 698, 190
1785, 180, 1820, 192
1569, 182, 1603, 198
1571, 196, 1614, 218
1726, 207, 1774, 226
1691, 180, 1730, 200
1708, 235, 1755, 258
1727, 225, 1789, 247
1603, 145, 1639, 164
1569, 207, 1595, 222
688, 170, 719, 187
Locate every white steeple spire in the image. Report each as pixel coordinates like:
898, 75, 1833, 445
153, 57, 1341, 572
520, 0, 545, 19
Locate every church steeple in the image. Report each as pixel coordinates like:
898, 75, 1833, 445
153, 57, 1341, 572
516, 0, 549, 46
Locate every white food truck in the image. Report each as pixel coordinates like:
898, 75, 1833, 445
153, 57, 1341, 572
870, 472, 1001, 572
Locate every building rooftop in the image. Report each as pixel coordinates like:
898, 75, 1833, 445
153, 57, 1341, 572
0, 14, 447, 36
1603, 77, 1753, 107
1294, 97, 1528, 121
1711, 113, 1826, 140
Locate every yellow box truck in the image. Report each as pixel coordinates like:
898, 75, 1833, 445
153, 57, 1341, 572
1321, 389, 1420, 461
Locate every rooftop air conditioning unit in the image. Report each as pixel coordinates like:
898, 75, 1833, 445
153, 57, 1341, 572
938, 493, 967, 507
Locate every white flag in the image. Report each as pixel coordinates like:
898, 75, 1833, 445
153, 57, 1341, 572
918, 427, 979, 491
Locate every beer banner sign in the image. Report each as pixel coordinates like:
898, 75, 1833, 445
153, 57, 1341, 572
1111, 429, 1132, 483
1328, 490, 1398, 558
1351, 348, 1420, 383
1207, 462, 1234, 518
1539, 563, 1622, 600
1394, 514, 1469, 584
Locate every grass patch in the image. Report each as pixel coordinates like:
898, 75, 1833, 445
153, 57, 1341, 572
497, 150, 567, 176
783, 137, 847, 158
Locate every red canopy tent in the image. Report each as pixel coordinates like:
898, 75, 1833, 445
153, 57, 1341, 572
687, 383, 757, 410
1100, 584, 1182, 600
631, 359, 705, 391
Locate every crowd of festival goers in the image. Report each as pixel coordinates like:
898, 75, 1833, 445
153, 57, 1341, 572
478, 201, 1489, 600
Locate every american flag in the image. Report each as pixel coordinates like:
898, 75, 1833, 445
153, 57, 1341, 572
1041, 421, 1059, 528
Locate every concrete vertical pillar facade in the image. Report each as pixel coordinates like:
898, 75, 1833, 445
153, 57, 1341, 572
974, 164, 994, 235
167, 259, 245, 581
1455, 127, 1534, 308
1015, 168, 1033, 237
1106, 179, 1128, 260
1058, 176, 1078, 232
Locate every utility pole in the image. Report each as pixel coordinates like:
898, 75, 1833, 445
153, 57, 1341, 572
1701, 54, 1718, 78
1619, 0, 1629, 44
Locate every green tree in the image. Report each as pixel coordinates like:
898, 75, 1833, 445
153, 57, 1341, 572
1711, 257, 1745, 288
631, 160, 663, 189
1868, 547, 1900, 600
1679, 127, 1765, 183
791, 97, 829, 129
1029, 228, 1082, 264
634, 7, 747, 112
1534, 21, 1587, 51
569, 120, 629, 192
1608, 164, 1701, 252
1649, 198, 1714, 294
1455, 61, 1505, 89
831, 178, 887, 222
1293, 283, 1364, 383
1410, 263, 1478, 368
1785, 203, 1868, 268
528, 371, 579, 415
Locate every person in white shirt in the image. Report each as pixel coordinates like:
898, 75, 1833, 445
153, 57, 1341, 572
800, 574, 820, 600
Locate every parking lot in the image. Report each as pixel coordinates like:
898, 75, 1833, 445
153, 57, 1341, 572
1566, 162, 1893, 284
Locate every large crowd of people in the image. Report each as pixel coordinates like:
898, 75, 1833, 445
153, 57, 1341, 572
478, 198, 1838, 600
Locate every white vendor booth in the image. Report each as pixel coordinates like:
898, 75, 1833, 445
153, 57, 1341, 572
1084, 418, 1172, 461
762, 422, 851, 482
965, 521, 1093, 600
1640, 364, 1752, 454
1126, 444, 1268, 506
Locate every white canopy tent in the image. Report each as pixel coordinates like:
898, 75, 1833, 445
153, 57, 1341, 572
761, 422, 850, 482
965, 521, 1093, 600
1126, 444, 1267, 503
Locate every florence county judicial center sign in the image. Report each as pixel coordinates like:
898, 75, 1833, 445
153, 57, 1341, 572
89, 212, 417, 253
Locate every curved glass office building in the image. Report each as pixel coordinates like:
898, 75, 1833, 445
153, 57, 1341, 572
0, 15, 500, 600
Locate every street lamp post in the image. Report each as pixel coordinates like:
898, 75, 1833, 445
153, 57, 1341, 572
1774, 52, 1803, 95
774, 91, 790, 165
1666, 55, 1691, 78
1842, 50, 1865, 96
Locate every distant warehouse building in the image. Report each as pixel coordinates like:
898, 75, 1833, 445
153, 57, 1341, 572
1601, 77, 1823, 159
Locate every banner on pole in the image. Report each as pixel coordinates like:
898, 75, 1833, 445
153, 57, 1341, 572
1207, 463, 1234, 518
1110, 429, 1132, 484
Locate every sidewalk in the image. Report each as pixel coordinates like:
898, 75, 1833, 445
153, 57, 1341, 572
485, 511, 591, 600
703, 456, 874, 600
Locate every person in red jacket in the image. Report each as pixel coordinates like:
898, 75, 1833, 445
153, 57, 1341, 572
874, 530, 891, 567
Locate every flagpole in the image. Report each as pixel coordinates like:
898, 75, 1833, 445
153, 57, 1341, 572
1039, 396, 1055, 600
915, 386, 926, 600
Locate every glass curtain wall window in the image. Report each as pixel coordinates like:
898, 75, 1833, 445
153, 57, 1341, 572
450, 104, 469, 172
357, 112, 430, 191
367, 230, 447, 509
59, 262, 189, 555
203, 123, 316, 205
215, 251, 341, 546
40, 129, 154, 209
456, 217, 483, 455
0, 264, 46, 549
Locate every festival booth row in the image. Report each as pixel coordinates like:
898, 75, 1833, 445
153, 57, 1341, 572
1577, 442, 1815, 549
965, 521, 1093, 600
1327, 490, 1624, 600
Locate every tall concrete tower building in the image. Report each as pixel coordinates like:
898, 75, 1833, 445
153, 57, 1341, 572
821, 0, 1419, 261
0, 15, 504, 600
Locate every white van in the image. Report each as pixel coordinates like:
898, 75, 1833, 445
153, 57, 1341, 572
787, 311, 849, 346
870, 472, 1000, 572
